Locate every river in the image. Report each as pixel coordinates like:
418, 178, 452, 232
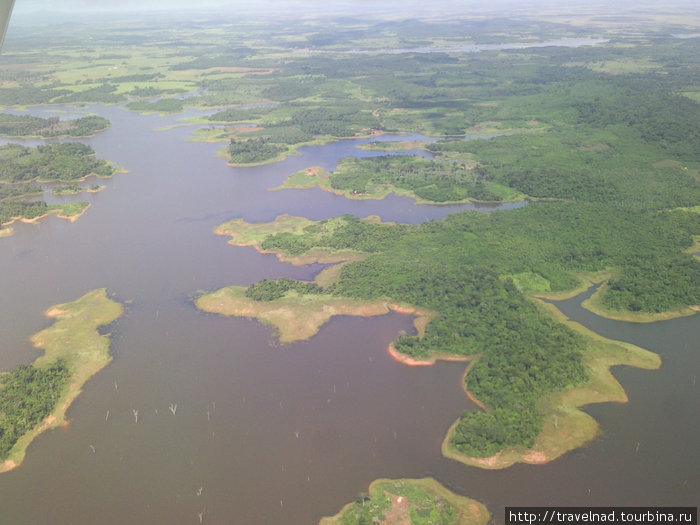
0, 105, 697, 524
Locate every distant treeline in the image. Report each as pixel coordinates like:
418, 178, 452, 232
0, 114, 110, 138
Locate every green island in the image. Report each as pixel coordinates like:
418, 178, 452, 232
274, 156, 523, 204
0, 289, 123, 473
0, 142, 120, 235
0, 114, 110, 138
52, 183, 105, 196
319, 478, 490, 525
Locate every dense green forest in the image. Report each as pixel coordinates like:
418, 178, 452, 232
0, 360, 71, 460
325, 155, 515, 202
0, 143, 115, 227
0, 114, 110, 138
228, 137, 287, 164
0, 143, 114, 183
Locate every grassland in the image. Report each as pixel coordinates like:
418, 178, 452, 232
0, 289, 123, 473
196, 285, 430, 344
319, 478, 490, 525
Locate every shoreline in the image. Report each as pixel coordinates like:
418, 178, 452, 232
214, 214, 377, 267
581, 282, 699, 322
386, 343, 472, 367
55, 202, 91, 222
195, 285, 434, 344
536, 272, 699, 323
1, 202, 91, 232
0, 289, 123, 473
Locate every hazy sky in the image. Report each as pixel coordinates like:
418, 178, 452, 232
10, 0, 699, 20
14, 0, 464, 13
12, 0, 669, 14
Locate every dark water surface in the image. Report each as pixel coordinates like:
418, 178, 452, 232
0, 106, 697, 524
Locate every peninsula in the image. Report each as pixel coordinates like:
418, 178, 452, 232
196, 203, 692, 466
274, 155, 523, 204
0, 289, 123, 473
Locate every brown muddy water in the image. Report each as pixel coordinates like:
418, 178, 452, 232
0, 106, 697, 524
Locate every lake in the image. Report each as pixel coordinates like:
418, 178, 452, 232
0, 105, 697, 524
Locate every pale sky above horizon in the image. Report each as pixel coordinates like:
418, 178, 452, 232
14, 0, 692, 14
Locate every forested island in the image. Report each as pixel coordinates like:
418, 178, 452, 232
0, 289, 123, 472
275, 155, 523, 203
0, 114, 109, 138
0, 142, 119, 234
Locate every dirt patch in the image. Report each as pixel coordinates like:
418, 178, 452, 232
380, 494, 412, 525
467, 454, 506, 468
521, 450, 549, 463
0, 459, 17, 473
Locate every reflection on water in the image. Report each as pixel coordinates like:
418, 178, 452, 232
0, 105, 696, 524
